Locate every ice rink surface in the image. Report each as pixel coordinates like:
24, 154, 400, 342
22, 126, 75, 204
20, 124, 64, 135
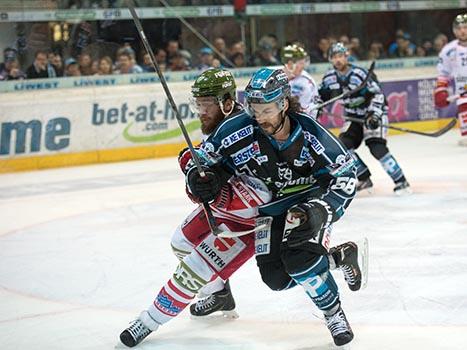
1, 130, 466, 350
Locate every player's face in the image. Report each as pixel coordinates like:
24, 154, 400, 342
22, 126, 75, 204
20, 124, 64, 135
331, 53, 348, 72
249, 102, 283, 135
191, 96, 224, 134
293, 58, 306, 75
454, 24, 467, 42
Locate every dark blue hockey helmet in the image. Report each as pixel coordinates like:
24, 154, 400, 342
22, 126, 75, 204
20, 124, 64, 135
328, 42, 348, 60
245, 67, 290, 107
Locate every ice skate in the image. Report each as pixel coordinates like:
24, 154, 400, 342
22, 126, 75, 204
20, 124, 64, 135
120, 311, 158, 348
324, 305, 354, 346
190, 280, 239, 319
330, 239, 369, 291
394, 180, 412, 196
356, 178, 373, 193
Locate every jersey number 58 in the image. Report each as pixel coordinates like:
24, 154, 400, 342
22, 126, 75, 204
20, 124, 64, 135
331, 177, 357, 195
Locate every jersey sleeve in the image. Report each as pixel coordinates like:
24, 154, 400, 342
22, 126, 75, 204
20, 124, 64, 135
318, 70, 342, 102
352, 67, 385, 118
436, 46, 452, 78
302, 118, 357, 225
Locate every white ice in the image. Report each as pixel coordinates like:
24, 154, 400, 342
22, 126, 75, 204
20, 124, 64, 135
0, 131, 466, 350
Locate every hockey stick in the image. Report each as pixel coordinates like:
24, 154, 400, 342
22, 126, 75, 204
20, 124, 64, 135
126, 0, 223, 235
332, 114, 457, 137
311, 61, 375, 112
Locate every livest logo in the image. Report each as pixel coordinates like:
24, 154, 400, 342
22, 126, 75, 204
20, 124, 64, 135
0, 117, 70, 155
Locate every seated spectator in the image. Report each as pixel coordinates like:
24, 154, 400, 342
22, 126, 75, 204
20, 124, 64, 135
50, 52, 64, 77
154, 48, 167, 72
78, 52, 94, 76
349, 37, 362, 60
141, 51, 155, 72
115, 51, 143, 74
367, 41, 385, 60
97, 56, 113, 75
64, 58, 81, 77
388, 32, 416, 58
26, 50, 57, 79
250, 36, 280, 67
197, 47, 214, 71
165, 39, 180, 67
168, 52, 190, 71
213, 37, 230, 66
421, 39, 436, 56
0, 48, 17, 72
310, 37, 330, 63
230, 52, 246, 67
230, 41, 246, 56
433, 33, 448, 54
0, 49, 25, 81
339, 35, 350, 47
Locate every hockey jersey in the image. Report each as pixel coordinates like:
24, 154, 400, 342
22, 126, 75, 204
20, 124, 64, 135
198, 110, 356, 220
319, 64, 386, 118
290, 70, 320, 117
437, 39, 467, 100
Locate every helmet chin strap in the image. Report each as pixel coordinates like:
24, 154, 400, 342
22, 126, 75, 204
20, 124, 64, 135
219, 99, 233, 117
270, 109, 288, 136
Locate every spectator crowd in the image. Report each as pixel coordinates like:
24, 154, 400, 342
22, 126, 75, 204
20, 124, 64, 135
0, 28, 450, 81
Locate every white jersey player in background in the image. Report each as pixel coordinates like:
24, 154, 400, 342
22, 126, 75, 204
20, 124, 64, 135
281, 44, 320, 118
434, 13, 467, 146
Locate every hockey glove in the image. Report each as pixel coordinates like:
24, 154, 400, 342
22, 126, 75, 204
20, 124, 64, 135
285, 202, 328, 248
364, 113, 381, 130
434, 77, 449, 108
186, 166, 222, 203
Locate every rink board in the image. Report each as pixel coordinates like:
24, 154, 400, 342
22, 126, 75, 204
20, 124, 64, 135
0, 76, 457, 173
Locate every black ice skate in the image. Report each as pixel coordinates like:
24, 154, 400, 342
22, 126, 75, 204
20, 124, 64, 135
394, 180, 412, 196
324, 306, 354, 346
120, 311, 158, 348
190, 280, 239, 318
356, 178, 373, 193
330, 239, 369, 291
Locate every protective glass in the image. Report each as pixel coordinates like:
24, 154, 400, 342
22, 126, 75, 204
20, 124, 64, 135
189, 97, 219, 114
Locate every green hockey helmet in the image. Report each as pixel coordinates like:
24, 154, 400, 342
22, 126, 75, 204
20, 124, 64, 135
191, 68, 237, 102
280, 44, 307, 64
453, 13, 467, 28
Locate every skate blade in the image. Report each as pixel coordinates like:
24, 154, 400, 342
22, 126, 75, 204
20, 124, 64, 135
190, 309, 239, 320
356, 237, 369, 290
394, 187, 412, 196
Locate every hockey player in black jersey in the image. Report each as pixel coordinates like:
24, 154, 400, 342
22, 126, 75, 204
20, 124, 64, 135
319, 42, 411, 195
186, 67, 360, 346
118, 68, 366, 348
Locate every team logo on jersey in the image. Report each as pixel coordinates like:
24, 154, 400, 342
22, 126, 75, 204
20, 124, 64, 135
296, 147, 315, 167
304, 132, 325, 155
231, 141, 260, 165
196, 234, 246, 272
278, 163, 293, 181
202, 142, 215, 153
221, 125, 253, 148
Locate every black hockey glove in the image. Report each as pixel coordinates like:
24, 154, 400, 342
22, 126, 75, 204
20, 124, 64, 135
364, 113, 381, 130
186, 165, 222, 203
285, 202, 328, 248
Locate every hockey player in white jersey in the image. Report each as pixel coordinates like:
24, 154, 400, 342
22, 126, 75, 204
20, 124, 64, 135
434, 13, 467, 146
281, 44, 320, 118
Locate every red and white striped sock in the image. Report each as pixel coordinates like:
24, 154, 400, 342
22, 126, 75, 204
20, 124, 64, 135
147, 277, 195, 325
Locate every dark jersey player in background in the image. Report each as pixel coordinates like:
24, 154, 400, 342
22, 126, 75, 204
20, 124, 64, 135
319, 42, 411, 195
